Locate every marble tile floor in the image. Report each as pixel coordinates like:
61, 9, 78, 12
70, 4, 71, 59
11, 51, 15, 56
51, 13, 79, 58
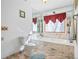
4, 42, 74, 59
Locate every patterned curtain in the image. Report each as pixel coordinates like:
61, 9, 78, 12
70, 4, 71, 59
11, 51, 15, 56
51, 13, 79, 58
32, 18, 37, 32
44, 12, 66, 32
33, 18, 37, 24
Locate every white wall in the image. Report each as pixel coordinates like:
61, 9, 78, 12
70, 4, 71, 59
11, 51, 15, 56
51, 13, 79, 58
1, 0, 32, 58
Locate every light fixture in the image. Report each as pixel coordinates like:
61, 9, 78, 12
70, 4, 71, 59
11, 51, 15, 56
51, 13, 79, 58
43, 0, 47, 3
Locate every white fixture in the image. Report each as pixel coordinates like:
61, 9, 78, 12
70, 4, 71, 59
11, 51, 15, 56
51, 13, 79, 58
19, 31, 36, 52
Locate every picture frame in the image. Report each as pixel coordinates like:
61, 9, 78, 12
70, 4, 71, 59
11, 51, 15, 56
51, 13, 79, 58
19, 10, 25, 18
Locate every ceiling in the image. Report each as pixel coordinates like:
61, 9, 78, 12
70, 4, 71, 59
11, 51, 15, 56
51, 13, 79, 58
30, 0, 73, 13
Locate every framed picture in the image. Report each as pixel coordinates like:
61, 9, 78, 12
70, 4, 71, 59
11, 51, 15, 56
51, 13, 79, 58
19, 10, 25, 18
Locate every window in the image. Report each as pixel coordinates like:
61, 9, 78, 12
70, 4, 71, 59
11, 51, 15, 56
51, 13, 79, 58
44, 13, 66, 32
32, 18, 37, 32
32, 12, 66, 33
32, 17, 43, 33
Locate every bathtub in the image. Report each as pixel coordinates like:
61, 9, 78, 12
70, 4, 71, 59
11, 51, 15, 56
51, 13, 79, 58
37, 36, 77, 59
22, 33, 77, 59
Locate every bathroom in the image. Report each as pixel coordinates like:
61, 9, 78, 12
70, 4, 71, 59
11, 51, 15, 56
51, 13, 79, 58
1, 0, 78, 59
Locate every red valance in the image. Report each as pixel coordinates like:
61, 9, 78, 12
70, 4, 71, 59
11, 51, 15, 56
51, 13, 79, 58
50, 15, 57, 23
32, 18, 37, 24
57, 13, 66, 23
44, 12, 66, 24
44, 16, 50, 24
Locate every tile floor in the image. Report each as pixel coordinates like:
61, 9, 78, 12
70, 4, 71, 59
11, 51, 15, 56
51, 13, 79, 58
4, 42, 74, 59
